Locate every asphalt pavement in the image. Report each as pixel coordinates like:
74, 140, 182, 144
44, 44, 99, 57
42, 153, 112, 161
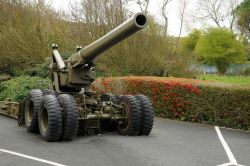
0, 116, 249, 166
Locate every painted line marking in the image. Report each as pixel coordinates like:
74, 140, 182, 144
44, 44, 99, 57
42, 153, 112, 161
215, 126, 244, 166
0, 149, 67, 166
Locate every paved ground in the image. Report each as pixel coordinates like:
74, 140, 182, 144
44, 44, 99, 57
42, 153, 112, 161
0, 116, 249, 166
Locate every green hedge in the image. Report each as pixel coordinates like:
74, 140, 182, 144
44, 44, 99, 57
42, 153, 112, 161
0, 76, 50, 102
190, 86, 250, 130
93, 77, 250, 131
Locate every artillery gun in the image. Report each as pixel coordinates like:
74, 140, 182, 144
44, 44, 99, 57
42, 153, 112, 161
1, 13, 154, 142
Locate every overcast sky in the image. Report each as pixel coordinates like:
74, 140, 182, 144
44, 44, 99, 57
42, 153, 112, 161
51, 0, 199, 37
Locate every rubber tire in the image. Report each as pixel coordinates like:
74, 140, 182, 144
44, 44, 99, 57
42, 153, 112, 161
24, 89, 43, 133
136, 95, 154, 135
39, 95, 62, 142
117, 95, 142, 136
58, 94, 79, 141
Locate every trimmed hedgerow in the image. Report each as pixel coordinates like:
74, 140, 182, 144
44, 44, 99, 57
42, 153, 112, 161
1, 76, 249, 130
190, 86, 250, 130
0, 76, 50, 102
92, 76, 250, 130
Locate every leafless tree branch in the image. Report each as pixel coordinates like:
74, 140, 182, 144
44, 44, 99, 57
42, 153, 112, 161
192, 0, 240, 30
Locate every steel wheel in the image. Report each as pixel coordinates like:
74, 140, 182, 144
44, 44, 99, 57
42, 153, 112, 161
117, 95, 142, 136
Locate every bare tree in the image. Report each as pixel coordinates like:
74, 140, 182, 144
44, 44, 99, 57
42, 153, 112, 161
175, 0, 188, 54
161, 0, 172, 36
193, 0, 241, 30
228, 0, 240, 30
124, 0, 150, 13
136, 0, 150, 13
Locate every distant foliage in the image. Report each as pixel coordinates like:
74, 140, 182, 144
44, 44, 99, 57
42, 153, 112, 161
195, 28, 247, 75
235, 0, 250, 39
173, 30, 202, 78
248, 45, 250, 60
180, 29, 201, 52
0, 1, 56, 71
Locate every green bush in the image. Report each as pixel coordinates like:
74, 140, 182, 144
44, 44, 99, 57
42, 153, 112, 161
195, 28, 247, 75
0, 76, 50, 102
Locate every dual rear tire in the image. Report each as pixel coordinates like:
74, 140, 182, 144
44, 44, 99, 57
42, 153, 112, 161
117, 95, 154, 136
25, 91, 79, 142
136, 95, 154, 135
39, 95, 62, 142
58, 94, 79, 141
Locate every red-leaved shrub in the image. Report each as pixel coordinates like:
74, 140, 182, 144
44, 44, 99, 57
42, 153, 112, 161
92, 76, 250, 130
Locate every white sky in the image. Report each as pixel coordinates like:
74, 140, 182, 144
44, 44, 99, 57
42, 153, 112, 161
51, 0, 200, 37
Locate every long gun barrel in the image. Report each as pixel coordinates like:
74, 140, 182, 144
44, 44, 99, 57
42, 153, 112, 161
50, 13, 148, 91
68, 12, 148, 68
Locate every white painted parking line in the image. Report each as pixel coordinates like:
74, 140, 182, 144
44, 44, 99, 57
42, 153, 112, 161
0, 149, 67, 166
215, 126, 244, 166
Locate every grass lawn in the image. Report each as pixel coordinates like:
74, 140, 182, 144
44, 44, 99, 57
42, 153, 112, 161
198, 74, 250, 85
